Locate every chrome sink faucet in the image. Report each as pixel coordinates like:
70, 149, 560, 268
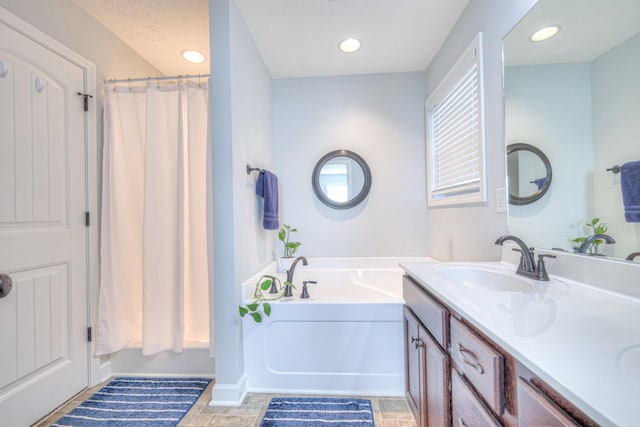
284, 256, 307, 297
495, 235, 555, 281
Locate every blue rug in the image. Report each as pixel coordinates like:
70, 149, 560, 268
260, 397, 375, 427
52, 377, 210, 427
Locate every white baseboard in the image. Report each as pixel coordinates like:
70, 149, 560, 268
209, 374, 248, 407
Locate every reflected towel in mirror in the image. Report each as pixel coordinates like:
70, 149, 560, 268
621, 160, 640, 222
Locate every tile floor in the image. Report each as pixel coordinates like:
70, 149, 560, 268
33, 381, 417, 427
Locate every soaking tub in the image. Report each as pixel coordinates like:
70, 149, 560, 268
241, 257, 435, 396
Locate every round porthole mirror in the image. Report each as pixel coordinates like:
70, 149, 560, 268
507, 143, 552, 205
312, 150, 372, 209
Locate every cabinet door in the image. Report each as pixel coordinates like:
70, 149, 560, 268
422, 326, 450, 427
452, 369, 502, 427
404, 307, 425, 427
517, 377, 580, 426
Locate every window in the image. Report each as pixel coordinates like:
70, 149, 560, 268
426, 32, 486, 206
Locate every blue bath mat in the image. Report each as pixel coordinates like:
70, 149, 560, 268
260, 397, 374, 426
51, 377, 211, 427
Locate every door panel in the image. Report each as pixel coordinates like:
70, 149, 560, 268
0, 16, 88, 427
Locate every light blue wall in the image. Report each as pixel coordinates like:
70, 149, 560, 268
272, 72, 429, 257
210, 0, 274, 398
425, 0, 539, 261
505, 64, 593, 251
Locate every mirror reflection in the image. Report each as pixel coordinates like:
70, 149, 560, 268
318, 156, 365, 203
507, 143, 552, 205
312, 150, 372, 209
504, 0, 640, 260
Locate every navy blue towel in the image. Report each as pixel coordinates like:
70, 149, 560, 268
256, 170, 279, 230
621, 161, 640, 223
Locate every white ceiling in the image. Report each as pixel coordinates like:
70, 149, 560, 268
72, 0, 470, 79
504, 0, 640, 66
72, 0, 210, 76
234, 0, 470, 78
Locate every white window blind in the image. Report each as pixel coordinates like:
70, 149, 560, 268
426, 33, 486, 206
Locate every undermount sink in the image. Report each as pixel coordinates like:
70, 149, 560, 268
436, 265, 532, 292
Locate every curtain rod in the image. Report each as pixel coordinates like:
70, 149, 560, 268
104, 73, 211, 84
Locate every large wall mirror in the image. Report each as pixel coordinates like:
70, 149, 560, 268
504, 0, 640, 261
312, 150, 372, 209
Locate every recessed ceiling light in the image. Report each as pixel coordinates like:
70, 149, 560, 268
529, 26, 560, 42
182, 49, 206, 64
338, 38, 361, 53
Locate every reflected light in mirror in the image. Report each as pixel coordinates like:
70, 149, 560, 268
529, 26, 560, 42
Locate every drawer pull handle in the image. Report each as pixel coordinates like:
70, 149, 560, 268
458, 343, 484, 374
458, 417, 467, 427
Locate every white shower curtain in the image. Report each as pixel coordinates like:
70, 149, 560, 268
97, 81, 210, 356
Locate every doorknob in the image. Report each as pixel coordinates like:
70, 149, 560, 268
0, 274, 13, 298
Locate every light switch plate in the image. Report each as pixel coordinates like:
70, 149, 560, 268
496, 187, 507, 213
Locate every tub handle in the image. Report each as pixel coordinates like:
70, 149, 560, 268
301, 280, 316, 299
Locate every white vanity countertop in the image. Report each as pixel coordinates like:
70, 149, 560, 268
401, 260, 640, 427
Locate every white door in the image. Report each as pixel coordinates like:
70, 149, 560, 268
0, 17, 89, 427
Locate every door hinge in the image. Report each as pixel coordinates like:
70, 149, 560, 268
87, 326, 92, 342
85, 211, 90, 227
77, 92, 93, 112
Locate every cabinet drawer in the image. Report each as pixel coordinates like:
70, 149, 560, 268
452, 368, 501, 427
450, 317, 504, 415
403, 275, 449, 349
517, 377, 580, 426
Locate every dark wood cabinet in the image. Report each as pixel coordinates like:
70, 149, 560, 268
451, 369, 501, 427
404, 306, 450, 427
402, 274, 598, 427
404, 307, 424, 426
517, 377, 580, 426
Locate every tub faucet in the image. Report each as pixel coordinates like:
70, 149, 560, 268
574, 234, 616, 254
284, 256, 308, 296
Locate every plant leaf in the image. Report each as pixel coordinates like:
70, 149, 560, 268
247, 303, 259, 312
251, 312, 262, 323
261, 279, 272, 291
239, 306, 248, 317
278, 229, 285, 241
591, 217, 600, 225
263, 303, 271, 316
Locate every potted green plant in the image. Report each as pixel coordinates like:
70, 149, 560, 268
277, 224, 302, 272
238, 275, 287, 323
572, 217, 609, 255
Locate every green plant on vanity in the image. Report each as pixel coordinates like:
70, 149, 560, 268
238, 275, 292, 323
279, 224, 301, 258
572, 217, 609, 254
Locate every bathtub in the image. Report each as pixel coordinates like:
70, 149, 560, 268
241, 257, 434, 396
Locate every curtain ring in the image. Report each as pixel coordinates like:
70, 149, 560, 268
198, 73, 201, 88
128, 78, 131, 91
